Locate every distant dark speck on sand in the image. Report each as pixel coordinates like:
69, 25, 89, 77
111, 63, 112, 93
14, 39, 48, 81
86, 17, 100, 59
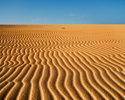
61, 27, 66, 29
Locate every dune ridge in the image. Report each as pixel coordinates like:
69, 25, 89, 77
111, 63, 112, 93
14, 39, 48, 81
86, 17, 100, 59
0, 25, 125, 100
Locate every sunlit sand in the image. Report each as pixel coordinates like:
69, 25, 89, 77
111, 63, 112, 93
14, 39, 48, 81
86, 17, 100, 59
0, 25, 125, 100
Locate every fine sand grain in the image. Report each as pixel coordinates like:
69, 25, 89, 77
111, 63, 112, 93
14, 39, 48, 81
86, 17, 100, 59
0, 25, 125, 100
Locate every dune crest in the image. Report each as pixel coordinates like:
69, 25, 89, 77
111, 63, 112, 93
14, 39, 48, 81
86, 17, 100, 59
0, 25, 125, 100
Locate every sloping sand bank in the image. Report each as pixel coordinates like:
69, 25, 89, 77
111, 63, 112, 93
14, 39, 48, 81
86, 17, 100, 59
0, 25, 125, 100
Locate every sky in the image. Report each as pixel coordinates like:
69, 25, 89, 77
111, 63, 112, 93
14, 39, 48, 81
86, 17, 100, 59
0, 0, 125, 24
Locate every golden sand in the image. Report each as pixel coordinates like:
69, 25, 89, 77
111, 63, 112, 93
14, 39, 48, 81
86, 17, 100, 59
0, 25, 125, 100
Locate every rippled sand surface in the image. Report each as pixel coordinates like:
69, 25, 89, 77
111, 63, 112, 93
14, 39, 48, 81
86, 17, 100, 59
0, 25, 125, 100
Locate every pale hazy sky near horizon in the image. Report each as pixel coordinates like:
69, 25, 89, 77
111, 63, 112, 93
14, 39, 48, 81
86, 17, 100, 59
0, 0, 125, 24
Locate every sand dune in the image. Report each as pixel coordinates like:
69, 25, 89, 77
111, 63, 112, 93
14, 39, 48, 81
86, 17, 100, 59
0, 25, 125, 100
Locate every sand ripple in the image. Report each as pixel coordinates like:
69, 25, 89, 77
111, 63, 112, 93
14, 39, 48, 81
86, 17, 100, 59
0, 25, 125, 100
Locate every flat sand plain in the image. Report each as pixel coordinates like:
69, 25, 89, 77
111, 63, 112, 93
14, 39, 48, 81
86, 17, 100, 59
0, 25, 125, 100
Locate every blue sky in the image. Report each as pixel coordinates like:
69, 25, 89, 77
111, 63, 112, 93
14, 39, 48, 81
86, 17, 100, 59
0, 0, 125, 24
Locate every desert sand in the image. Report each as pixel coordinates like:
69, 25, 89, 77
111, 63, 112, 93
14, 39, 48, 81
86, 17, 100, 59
0, 25, 125, 100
